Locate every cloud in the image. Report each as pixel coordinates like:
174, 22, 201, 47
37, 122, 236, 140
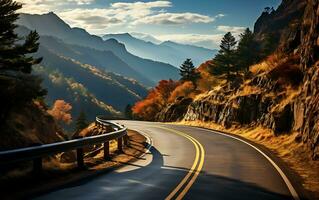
217, 25, 246, 35
110, 1, 172, 10
155, 33, 224, 49
56, 1, 220, 31
18, 0, 96, 13
133, 12, 214, 25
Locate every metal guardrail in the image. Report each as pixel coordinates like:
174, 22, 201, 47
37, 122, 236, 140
0, 116, 128, 172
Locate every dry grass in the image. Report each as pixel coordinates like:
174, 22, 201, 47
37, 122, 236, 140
177, 120, 319, 199
250, 54, 286, 75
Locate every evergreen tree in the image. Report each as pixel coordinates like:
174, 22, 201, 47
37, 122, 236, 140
236, 28, 260, 72
75, 111, 88, 132
0, 0, 42, 73
261, 33, 277, 58
0, 0, 46, 123
179, 58, 200, 86
124, 104, 133, 119
210, 32, 237, 78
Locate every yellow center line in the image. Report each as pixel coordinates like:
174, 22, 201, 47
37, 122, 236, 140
153, 126, 205, 200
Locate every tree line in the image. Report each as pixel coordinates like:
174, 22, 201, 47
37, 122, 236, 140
132, 28, 277, 120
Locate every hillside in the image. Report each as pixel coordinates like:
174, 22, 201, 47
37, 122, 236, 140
17, 13, 180, 85
14, 25, 149, 126
103, 33, 217, 67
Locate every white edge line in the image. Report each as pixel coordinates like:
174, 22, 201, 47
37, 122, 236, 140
194, 127, 300, 200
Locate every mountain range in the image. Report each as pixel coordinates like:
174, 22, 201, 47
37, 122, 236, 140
17, 12, 180, 86
103, 33, 217, 67
15, 12, 214, 124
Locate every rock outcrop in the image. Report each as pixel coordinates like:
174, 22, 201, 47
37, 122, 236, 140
294, 0, 319, 159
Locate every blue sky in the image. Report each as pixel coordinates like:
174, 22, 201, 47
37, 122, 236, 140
19, 0, 280, 49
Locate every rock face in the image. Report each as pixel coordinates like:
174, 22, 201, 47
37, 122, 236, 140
158, 0, 319, 159
294, 0, 319, 159
254, 0, 306, 43
156, 97, 193, 122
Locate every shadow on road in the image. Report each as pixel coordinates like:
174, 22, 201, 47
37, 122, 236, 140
35, 144, 295, 200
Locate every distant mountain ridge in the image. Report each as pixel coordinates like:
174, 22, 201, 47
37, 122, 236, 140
17, 12, 180, 86
103, 33, 217, 67
15, 25, 149, 123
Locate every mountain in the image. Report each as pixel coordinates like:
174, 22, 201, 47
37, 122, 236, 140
102, 33, 217, 67
15, 26, 149, 123
130, 32, 162, 44
17, 12, 180, 85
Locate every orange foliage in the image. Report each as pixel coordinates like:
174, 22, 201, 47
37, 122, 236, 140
48, 100, 72, 124
169, 81, 195, 102
194, 60, 220, 92
132, 79, 179, 120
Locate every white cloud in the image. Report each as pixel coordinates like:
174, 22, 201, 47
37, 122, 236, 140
217, 25, 246, 35
133, 12, 214, 25
155, 33, 224, 49
110, 1, 172, 10
18, 0, 96, 13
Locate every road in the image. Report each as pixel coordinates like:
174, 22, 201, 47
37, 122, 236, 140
36, 121, 300, 200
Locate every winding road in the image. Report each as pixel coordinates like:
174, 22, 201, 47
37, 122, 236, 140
36, 121, 301, 200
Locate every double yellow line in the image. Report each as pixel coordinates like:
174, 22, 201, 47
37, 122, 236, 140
153, 126, 205, 200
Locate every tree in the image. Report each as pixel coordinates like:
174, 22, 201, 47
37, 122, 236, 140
179, 59, 200, 86
236, 28, 260, 72
75, 110, 88, 132
210, 32, 237, 77
48, 100, 72, 125
261, 33, 278, 58
0, 0, 42, 73
0, 0, 45, 123
124, 104, 133, 119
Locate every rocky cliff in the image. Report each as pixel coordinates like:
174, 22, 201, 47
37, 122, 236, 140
157, 0, 319, 160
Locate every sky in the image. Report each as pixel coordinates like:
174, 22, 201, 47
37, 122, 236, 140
18, 0, 281, 49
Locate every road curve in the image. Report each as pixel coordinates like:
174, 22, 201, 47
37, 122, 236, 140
36, 121, 299, 200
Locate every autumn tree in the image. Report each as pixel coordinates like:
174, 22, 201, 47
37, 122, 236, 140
179, 59, 200, 86
48, 100, 72, 125
75, 110, 88, 132
168, 81, 195, 102
210, 32, 237, 78
0, 0, 45, 123
132, 80, 179, 120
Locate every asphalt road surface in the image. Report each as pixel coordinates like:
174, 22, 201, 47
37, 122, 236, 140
36, 121, 300, 200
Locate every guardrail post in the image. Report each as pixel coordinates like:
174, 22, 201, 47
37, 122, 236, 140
77, 148, 84, 169
76, 136, 85, 169
117, 137, 123, 152
104, 141, 110, 160
32, 157, 42, 174
123, 134, 129, 146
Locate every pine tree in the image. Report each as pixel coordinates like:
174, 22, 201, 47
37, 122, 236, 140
261, 33, 277, 58
0, 0, 46, 123
179, 58, 200, 86
0, 0, 42, 73
75, 111, 88, 132
236, 28, 260, 72
210, 32, 237, 78
124, 104, 133, 119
